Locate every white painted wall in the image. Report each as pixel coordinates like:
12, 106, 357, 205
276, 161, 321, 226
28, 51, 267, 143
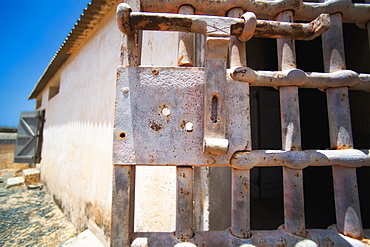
39, 13, 120, 245
38, 13, 180, 244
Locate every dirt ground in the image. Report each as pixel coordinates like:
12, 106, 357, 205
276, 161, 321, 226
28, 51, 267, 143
0, 169, 78, 246
0, 144, 29, 170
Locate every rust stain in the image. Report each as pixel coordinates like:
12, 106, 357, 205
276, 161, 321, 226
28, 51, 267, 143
361, 238, 370, 245
150, 120, 163, 131
147, 155, 154, 163
151, 67, 159, 75
132, 14, 193, 32
180, 120, 186, 129
344, 231, 363, 240
207, 157, 216, 165
178, 54, 193, 66
335, 144, 353, 150
290, 145, 299, 151
243, 182, 249, 191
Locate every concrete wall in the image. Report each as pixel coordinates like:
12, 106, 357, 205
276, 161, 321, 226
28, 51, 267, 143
38, 12, 120, 245
37, 14, 182, 244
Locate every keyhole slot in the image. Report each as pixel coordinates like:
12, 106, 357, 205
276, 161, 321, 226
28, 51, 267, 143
211, 95, 218, 123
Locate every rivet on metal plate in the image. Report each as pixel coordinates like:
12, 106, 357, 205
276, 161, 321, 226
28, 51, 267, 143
152, 68, 159, 75
122, 87, 129, 95
147, 155, 155, 163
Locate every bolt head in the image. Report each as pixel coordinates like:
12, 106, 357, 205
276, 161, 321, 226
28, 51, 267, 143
122, 87, 129, 95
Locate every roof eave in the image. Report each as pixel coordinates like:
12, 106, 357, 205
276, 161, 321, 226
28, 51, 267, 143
28, 0, 118, 100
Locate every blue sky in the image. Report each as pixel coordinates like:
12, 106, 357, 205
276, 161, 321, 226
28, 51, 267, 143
0, 0, 91, 127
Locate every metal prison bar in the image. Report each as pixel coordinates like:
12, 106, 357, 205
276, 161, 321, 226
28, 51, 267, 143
112, 0, 370, 246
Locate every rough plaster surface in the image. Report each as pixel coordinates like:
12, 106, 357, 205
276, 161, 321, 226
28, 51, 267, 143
37, 17, 181, 245
39, 14, 120, 245
135, 166, 176, 232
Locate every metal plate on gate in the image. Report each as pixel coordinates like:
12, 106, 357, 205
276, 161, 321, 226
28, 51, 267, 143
113, 66, 250, 166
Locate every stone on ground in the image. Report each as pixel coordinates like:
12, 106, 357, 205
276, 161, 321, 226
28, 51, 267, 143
6, 176, 25, 188
23, 168, 40, 186
62, 229, 104, 247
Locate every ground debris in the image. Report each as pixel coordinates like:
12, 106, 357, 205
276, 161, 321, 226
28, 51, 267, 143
0, 169, 78, 246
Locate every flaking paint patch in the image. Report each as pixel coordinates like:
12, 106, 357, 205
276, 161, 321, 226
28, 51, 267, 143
150, 120, 163, 131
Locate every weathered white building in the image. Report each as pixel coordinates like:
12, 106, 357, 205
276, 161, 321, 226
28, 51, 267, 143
27, 1, 183, 245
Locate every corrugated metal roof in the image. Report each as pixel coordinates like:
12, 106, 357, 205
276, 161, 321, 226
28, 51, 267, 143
29, 0, 119, 99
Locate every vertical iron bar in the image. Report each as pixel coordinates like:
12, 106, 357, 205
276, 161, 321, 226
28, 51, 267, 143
178, 5, 195, 66
367, 0, 370, 52
112, 2, 140, 246
119, 0, 141, 67
231, 168, 250, 238
111, 0, 141, 247
193, 167, 210, 231
176, 166, 194, 240
118, 1, 141, 67
111, 165, 136, 247
322, 12, 363, 239
368, 23, 370, 54
228, 7, 251, 238
228, 8, 247, 68
276, 10, 305, 237
120, 22, 141, 67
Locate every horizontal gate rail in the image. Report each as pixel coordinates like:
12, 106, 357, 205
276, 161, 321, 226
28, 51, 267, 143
118, 5, 330, 40
139, 0, 370, 26
231, 149, 370, 170
138, 0, 370, 26
231, 67, 370, 91
132, 229, 370, 246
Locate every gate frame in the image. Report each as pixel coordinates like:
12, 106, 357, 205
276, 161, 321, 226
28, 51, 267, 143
112, 0, 370, 246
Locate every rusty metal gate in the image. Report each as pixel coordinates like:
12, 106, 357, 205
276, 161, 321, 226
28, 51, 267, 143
112, 0, 370, 246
